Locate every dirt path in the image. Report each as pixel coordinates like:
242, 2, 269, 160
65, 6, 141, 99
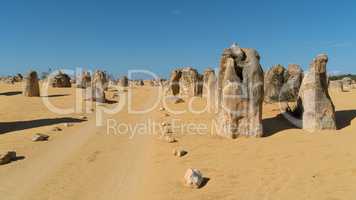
0, 87, 160, 200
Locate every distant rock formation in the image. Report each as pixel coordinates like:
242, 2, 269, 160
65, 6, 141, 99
23, 70, 40, 97
264, 64, 285, 103
179, 67, 202, 97
202, 68, 217, 112
329, 80, 344, 92
76, 71, 91, 89
202, 68, 215, 96
91, 70, 108, 103
0, 74, 23, 84
264, 64, 303, 102
168, 69, 182, 95
280, 64, 303, 101
120, 76, 129, 87
216, 43, 264, 138
342, 77, 352, 91
289, 54, 337, 131
167, 67, 203, 97
51, 71, 71, 88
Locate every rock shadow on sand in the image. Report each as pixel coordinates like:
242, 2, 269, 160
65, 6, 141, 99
262, 110, 356, 136
0, 117, 86, 134
262, 113, 297, 137
0, 91, 22, 96
41, 94, 70, 98
336, 109, 356, 130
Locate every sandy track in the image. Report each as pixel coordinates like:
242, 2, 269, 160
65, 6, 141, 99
0, 86, 160, 200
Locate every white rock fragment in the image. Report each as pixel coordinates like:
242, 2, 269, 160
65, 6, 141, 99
173, 148, 187, 157
32, 133, 50, 142
184, 168, 204, 188
161, 122, 170, 127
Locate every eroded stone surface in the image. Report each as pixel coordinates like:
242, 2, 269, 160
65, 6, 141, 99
264, 64, 285, 103
91, 70, 108, 103
23, 71, 40, 97
290, 54, 337, 131
216, 43, 264, 138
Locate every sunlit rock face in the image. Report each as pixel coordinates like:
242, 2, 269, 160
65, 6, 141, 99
179, 67, 202, 97
167, 67, 203, 97
282, 64, 303, 101
217, 43, 264, 138
264, 64, 303, 103
91, 70, 108, 103
290, 54, 337, 132
23, 70, 40, 97
203, 68, 217, 113
264, 64, 285, 103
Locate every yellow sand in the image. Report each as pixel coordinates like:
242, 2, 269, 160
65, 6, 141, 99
0, 83, 355, 200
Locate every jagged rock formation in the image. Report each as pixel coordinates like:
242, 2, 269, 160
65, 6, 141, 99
91, 70, 108, 103
23, 70, 40, 97
280, 64, 303, 101
216, 43, 264, 138
264, 64, 303, 102
179, 67, 203, 97
289, 54, 336, 131
51, 71, 71, 88
264, 64, 285, 103
167, 67, 203, 97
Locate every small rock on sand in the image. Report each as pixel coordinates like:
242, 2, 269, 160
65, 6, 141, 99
159, 107, 166, 111
0, 151, 17, 165
173, 148, 187, 157
32, 133, 50, 142
165, 135, 177, 143
79, 116, 87, 120
184, 168, 204, 188
51, 127, 62, 132
161, 122, 170, 127
64, 123, 74, 127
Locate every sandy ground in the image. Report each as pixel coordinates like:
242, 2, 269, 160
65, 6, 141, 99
0, 83, 356, 200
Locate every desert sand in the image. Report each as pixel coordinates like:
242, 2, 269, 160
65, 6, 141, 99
0, 83, 356, 200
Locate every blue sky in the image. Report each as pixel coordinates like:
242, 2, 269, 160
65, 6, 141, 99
0, 0, 355, 78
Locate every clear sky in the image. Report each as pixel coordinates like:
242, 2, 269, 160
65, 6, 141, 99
0, 0, 355, 78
